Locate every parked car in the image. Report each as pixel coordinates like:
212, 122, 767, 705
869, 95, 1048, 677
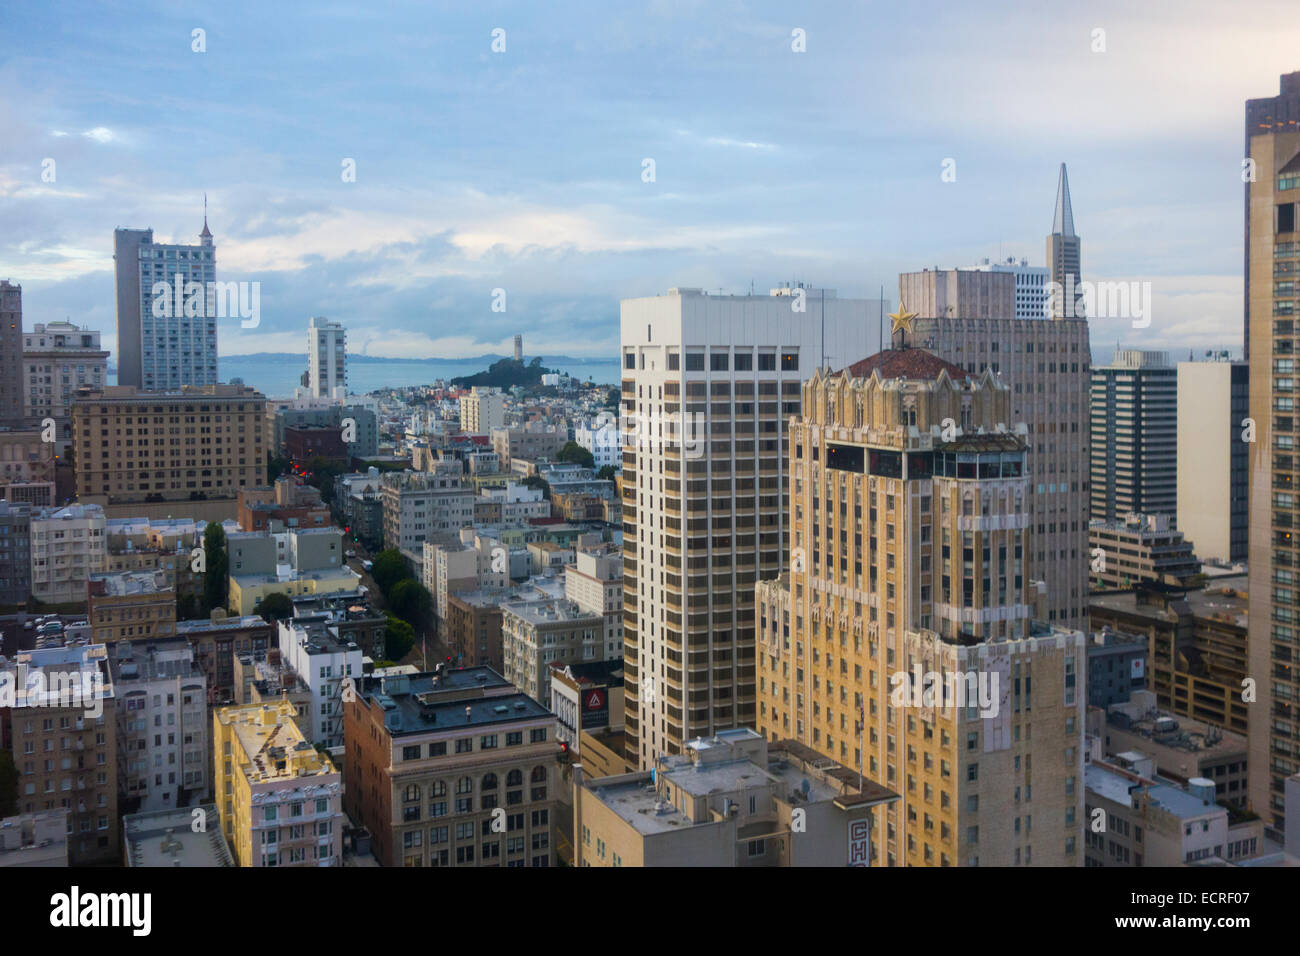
345, 550, 357, 558
361, 560, 373, 572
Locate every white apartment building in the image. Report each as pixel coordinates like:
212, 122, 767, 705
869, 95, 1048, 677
459, 387, 506, 434
30, 503, 107, 604
620, 285, 885, 768
277, 619, 364, 749
113, 223, 218, 391
108, 638, 209, 812
574, 418, 621, 471
565, 545, 623, 659
307, 316, 346, 398
381, 463, 475, 552
424, 530, 509, 630
22, 321, 109, 450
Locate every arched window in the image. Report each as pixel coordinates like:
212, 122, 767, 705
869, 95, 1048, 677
429, 780, 447, 797
531, 765, 547, 783
506, 769, 523, 787
481, 773, 498, 791
455, 776, 473, 795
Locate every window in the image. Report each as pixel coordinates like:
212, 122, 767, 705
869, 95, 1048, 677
758, 352, 776, 371
684, 352, 705, 371
781, 352, 799, 371
710, 352, 729, 371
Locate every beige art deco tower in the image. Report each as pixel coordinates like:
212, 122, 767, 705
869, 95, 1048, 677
1246, 70, 1300, 841
756, 319, 1085, 867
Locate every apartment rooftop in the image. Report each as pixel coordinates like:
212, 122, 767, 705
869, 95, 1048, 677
501, 598, 602, 627
175, 614, 269, 635
1090, 575, 1247, 628
355, 667, 549, 736
217, 702, 335, 783
108, 637, 202, 683
123, 805, 235, 867
89, 569, 172, 596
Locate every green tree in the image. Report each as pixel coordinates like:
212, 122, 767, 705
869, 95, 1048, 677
604, 388, 620, 410
557, 441, 595, 469
202, 522, 229, 613
596, 465, 618, 481
267, 453, 290, 484
521, 474, 551, 500
370, 548, 411, 597
384, 613, 416, 661
0, 749, 17, 817
254, 591, 294, 621
390, 579, 434, 631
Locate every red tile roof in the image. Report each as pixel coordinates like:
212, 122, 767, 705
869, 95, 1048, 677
844, 348, 970, 382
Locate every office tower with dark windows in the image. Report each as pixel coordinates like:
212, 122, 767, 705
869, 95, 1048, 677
1090, 349, 1178, 523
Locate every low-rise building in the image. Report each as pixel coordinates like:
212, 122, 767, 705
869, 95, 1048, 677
212, 701, 345, 867
1089, 513, 1202, 591
0, 499, 32, 605
550, 659, 624, 755
237, 477, 331, 533
174, 612, 272, 705
381, 464, 474, 552
502, 598, 604, 704
343, 666, 559, 867
277, 618, 364, 749
0, 810, 70, 867
1088, 628, 1148, 708
87, 569, 177, 644
29, 503, 106, 604
123, 804, 234, 866
574, 729, 898, 867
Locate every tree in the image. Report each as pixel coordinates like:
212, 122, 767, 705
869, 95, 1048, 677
267, 453, 290, 484
521, 474, 551, 500
390, 579, 433, 631
557, 441, 595, 470
384, 613, 416, 661
371, 548, 411, 597
604, 388, 620, 410
254, 591, 294, 621
597, 465, 618, 481
202, 522, 228, 613
0, 749, 17, 817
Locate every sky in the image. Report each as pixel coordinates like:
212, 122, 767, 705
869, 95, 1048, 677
1, 0, 1297, 364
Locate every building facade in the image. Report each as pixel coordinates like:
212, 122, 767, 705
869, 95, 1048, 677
22, 321, 108, 451
1176, 359, 1248, 564
113, 223, 218, 391
1090, 349, 1178, 523
30, 503, 106, 604
307, 316, 346, 398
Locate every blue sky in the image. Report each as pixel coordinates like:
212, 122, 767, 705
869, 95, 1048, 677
1, 0, 1297, 363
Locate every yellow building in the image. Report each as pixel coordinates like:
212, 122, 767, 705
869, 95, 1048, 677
227, 565, 360, 615
756, 343, 1086, 867
87, 569, 177, 643
212, 701, 344, 867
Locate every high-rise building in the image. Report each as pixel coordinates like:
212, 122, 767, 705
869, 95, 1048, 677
22, 321, 109, 452
1246, 70, 1300, 840
1176, 358, 1248, 563
619, 286, 886, 769
459, 386, 506, 434
755, 346, 1086, 867
113, 222, 218, 391
901, 267, 1091, 626
0, 280, 26, 426
106, 637, 209, 813
1090, 348, 1177, 523
307, 316, 346, 398
965, 257, 1051, 319
1047, 163, 1083, 319
71, 384, 266, 514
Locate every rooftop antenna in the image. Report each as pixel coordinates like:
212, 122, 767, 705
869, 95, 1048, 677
820, 287, 826, 371
878, 286, 884, 355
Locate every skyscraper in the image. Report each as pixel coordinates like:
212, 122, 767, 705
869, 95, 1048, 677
900, 264, 1092, 627
965, 258, 1051, 320
1090, 348, 1177, 523
113, 218, 217, 391
619, 286, 885, 769
1246, 70, 1300, 840
1176, 358, 1248, 564
1047, 163, 1083, 319
756, 343, 1086, 867
307, 316, 347, 398
0, 280, 24, 426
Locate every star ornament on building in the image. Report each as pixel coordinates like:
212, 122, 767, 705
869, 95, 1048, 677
889, 305, 918, 345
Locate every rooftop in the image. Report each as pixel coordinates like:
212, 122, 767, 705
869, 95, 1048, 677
844, 348, 971, 382
355, 666, 550, 736
123, 805, 235, 867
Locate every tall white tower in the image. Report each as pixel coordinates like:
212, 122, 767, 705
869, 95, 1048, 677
307, 316, 347, 398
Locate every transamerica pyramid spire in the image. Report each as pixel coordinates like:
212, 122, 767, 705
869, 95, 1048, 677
1052, 162, 1075, 237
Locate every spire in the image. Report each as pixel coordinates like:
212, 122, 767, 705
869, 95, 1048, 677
200, 193, 212, 240
1052, 163, 1075, 237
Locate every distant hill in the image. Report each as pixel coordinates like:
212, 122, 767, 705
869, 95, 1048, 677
451, 357, 556, 388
